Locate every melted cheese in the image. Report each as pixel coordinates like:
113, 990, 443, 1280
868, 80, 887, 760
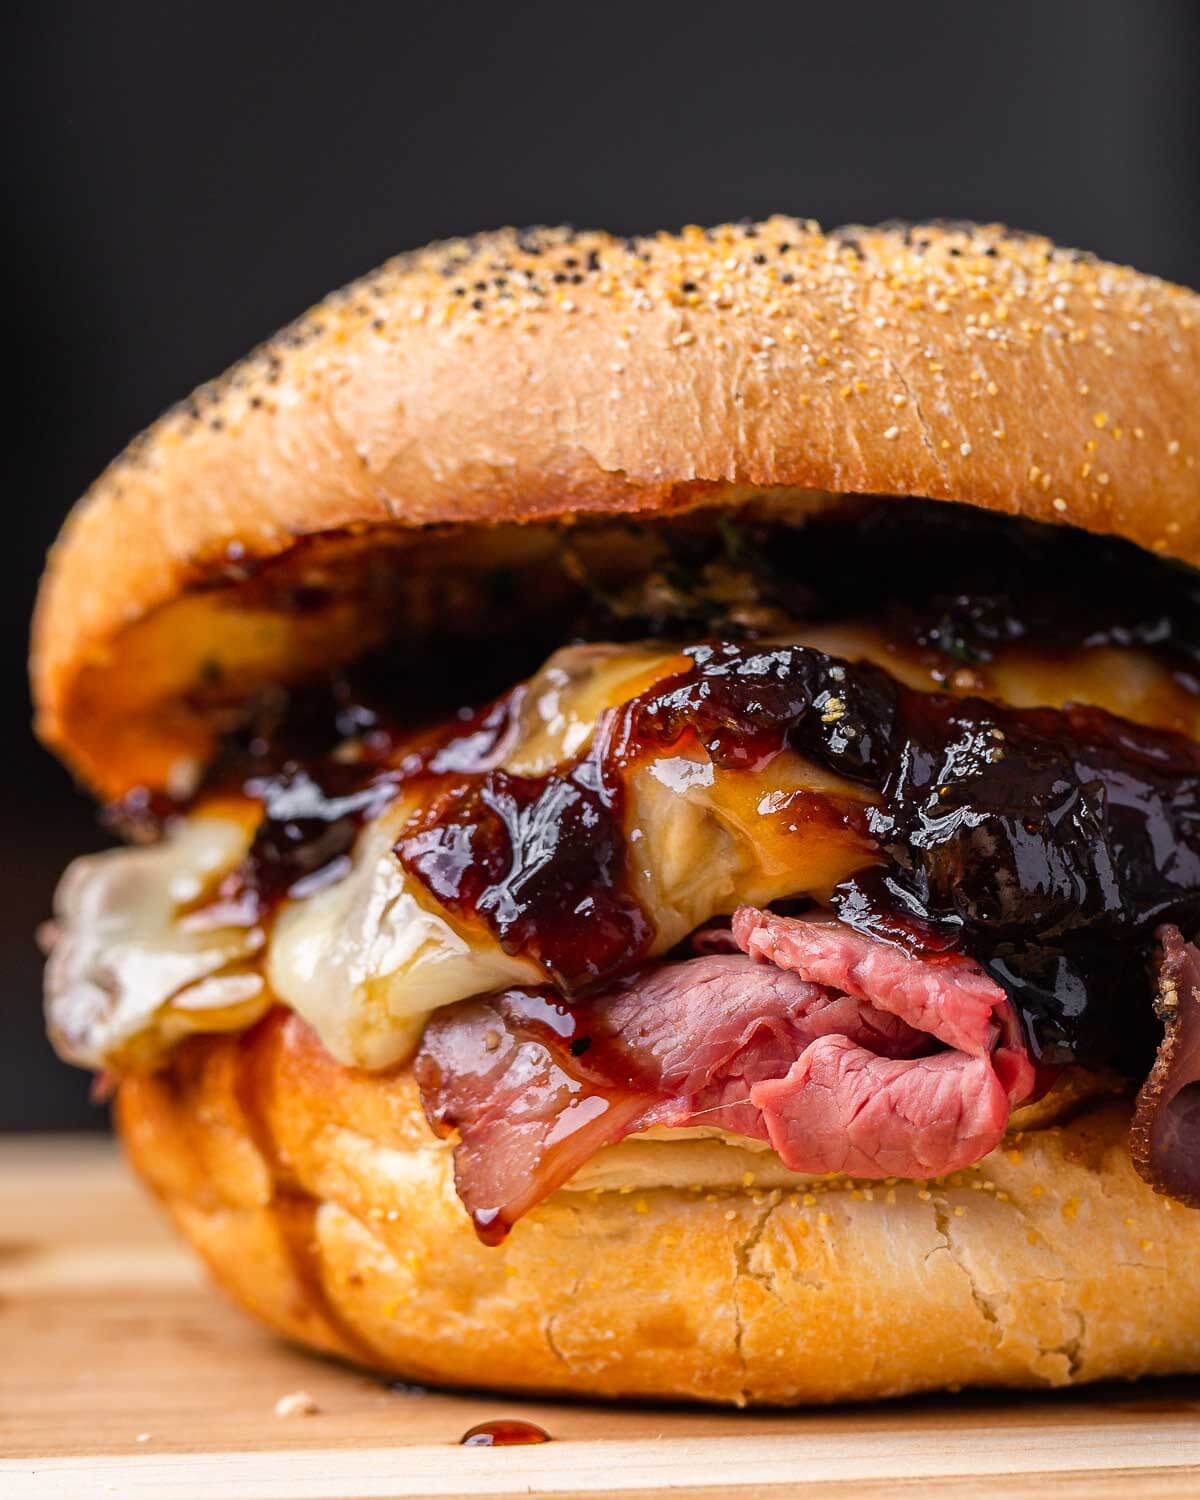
45, 631, 1200, 1072
628, 748, 874, 954
266, 805, 542, 1069
44, 816, 267, 1071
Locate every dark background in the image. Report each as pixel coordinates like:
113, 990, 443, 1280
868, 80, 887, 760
6, 0, 1199, 1129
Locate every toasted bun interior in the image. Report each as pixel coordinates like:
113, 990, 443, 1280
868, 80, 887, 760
116, 1013, 1200, 1405
32, 219, 1200, 797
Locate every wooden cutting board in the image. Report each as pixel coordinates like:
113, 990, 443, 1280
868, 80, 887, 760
3, 1134, 1199, 1500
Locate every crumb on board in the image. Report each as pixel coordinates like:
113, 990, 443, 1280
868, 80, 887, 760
274, 1390, 320, 1418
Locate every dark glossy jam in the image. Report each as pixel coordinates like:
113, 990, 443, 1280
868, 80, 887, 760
837, 689, 1200, 1066
398, 763, 652, 992
183, 690, 520, 927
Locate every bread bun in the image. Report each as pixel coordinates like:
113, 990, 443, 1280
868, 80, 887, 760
32, 219, 1200, 796
115, 1012, 1200, 1404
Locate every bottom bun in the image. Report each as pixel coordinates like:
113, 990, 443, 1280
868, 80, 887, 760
116, 1011, 1200, 1405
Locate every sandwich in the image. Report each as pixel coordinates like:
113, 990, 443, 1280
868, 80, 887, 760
32, 218, 1200, 1404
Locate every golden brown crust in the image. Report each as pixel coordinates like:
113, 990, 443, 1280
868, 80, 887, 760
116, 1013, 1200, 1405
33, 218, 1200, 797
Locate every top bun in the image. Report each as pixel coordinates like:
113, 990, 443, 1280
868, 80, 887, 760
32, 218, 1200, 798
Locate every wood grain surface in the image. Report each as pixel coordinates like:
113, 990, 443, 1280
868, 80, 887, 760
3, 1134, 1199, 1499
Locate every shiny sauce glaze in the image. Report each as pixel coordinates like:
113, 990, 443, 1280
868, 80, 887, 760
113, 507, 1200, 1080
459, 1419, 551, 1447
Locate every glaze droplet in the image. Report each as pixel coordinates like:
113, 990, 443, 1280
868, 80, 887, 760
460, 1418, 551, 1447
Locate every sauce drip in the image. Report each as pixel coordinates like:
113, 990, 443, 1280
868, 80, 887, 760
459, 1418, 551, 1447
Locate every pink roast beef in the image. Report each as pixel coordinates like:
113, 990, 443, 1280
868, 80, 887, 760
416, 910, 1034, 1241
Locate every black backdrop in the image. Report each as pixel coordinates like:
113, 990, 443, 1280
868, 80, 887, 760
6, 0, 1199, 1129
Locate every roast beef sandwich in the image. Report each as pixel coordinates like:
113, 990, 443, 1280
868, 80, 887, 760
33, 218, 1200, 1403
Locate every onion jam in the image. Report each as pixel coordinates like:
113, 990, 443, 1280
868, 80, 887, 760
109, 504, 1200, 1084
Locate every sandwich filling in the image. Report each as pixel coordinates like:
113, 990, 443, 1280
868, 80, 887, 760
42, 503, 1200, 1238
